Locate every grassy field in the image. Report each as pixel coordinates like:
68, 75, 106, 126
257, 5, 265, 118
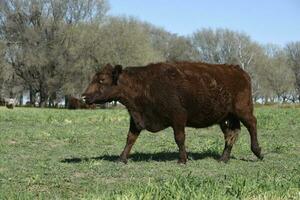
0, 106, 299, 199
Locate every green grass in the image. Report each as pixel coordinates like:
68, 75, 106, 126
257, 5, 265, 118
0, 106, 299, 199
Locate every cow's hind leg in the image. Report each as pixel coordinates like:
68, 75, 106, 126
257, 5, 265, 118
219, 116, 240, 163
119, 117, 141, 164
238, 112, 263, 160
172, 125, 187, 164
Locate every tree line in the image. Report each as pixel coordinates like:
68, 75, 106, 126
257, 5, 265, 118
0, 0, 299, 107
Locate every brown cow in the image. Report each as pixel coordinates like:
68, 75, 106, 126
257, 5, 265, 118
82, 62, 263, 164
67, 96, 96, 109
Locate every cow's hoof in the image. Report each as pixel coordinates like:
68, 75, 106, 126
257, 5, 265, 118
252, 146, 263, 160
257, 154, 264, 160
117, 157, 128, 164
177, 159, 187, 164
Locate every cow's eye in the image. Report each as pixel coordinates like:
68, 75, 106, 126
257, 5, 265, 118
99, 79, 104, 84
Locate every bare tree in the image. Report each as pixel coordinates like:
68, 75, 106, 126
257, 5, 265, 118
166, 35, 197, 61
0, 0, 109, 106
192, 28, 258, 69
263, 44, 295, 102
192, 28, 222, 63
89, 16, 163, 67
142, 24, 197, 62
286, 42, 300, 101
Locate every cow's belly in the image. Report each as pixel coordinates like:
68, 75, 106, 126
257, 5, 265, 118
130, 110, 169, 132
186, 110, 228, 128
144, 121, 168, 132
185, 93, 232, 128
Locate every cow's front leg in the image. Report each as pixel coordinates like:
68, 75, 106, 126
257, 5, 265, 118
173, 126, 187, 164
119, 118, 141, 164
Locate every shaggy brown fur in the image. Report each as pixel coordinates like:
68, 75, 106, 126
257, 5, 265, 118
83, 62, 263, 163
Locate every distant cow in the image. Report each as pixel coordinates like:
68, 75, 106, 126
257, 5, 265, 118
67, 96, 96, 109
4, 98, 17, 109
82, 62, 263, 164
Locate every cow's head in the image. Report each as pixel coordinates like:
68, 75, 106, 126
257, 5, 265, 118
82, 64, 123, 104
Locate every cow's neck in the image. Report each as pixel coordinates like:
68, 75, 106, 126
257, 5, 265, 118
118, 71, 147, 111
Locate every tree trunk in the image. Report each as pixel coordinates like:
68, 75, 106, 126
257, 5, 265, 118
48, 92, 56, 107
291, 96, 296, 103
64, 95, 69, 108
48, 100, 52, 107
29, 87, 36, 106
19, 92, 23, 106
9, 91, 13, 98
264, 96, 269, 104
39, 90, 48, 107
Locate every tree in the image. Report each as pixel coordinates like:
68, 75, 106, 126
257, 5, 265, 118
0, 40, 23, 100
0, 0, 109, 106
262, 44, 295, 102
166, 35, 197, 61
192, 28, 221, 63
192, 28, 258, 69
142, 24, 197, 62
89, 16, 163, 67
286, 42, 300, 101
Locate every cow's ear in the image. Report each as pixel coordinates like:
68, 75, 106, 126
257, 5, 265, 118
112, 65, 123, 85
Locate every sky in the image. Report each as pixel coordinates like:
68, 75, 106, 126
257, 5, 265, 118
108, 0, 300, 46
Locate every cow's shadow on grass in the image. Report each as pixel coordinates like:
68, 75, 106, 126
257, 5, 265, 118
61, 150, 222, 163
